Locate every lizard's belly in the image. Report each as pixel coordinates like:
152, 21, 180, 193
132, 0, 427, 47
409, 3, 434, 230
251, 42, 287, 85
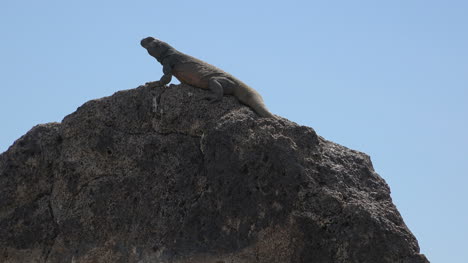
172, 62, 218, 89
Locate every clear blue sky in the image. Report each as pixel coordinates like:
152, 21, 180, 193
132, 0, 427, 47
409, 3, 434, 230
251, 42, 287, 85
1, 1, 467, 262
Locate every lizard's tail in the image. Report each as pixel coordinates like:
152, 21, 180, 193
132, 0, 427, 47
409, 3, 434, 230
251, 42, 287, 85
235, 84, 275, 118
238, 91, 275, 118
251, 102, 275, 118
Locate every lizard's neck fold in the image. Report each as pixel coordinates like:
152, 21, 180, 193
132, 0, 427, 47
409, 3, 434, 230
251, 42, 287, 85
157, 48, 177, 63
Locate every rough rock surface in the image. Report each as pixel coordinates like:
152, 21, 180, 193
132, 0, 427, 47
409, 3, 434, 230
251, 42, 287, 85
0, 84, 429, 263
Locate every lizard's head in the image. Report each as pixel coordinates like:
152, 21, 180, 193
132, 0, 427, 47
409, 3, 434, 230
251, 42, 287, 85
140, 37, 156, 48
141, 37, 171, 59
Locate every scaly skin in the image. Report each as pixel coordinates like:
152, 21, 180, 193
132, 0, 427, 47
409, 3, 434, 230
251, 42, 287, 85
141, 37, 274, 118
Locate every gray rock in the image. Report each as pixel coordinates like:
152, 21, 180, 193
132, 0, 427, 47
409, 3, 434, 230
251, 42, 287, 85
0, 84, 429, 262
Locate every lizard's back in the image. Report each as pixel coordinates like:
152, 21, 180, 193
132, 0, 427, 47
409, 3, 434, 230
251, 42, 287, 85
171, 53, 238, 90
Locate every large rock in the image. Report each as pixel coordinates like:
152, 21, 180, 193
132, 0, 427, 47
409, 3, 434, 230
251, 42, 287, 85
0, 84, 429, 262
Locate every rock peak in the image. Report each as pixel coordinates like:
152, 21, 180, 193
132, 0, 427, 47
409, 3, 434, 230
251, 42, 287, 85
0, 84, 429, 262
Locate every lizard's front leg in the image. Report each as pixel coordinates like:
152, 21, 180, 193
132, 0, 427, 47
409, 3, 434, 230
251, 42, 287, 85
145, 63, 173, 88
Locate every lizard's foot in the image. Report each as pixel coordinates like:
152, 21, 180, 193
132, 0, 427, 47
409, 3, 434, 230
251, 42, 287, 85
144, 81, 162, 88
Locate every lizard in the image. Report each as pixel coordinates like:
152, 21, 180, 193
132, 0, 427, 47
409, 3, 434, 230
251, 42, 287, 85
140, 37, 275, 118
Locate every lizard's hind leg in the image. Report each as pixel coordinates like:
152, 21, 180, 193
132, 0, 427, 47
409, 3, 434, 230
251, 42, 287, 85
202, 77, 225, 103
